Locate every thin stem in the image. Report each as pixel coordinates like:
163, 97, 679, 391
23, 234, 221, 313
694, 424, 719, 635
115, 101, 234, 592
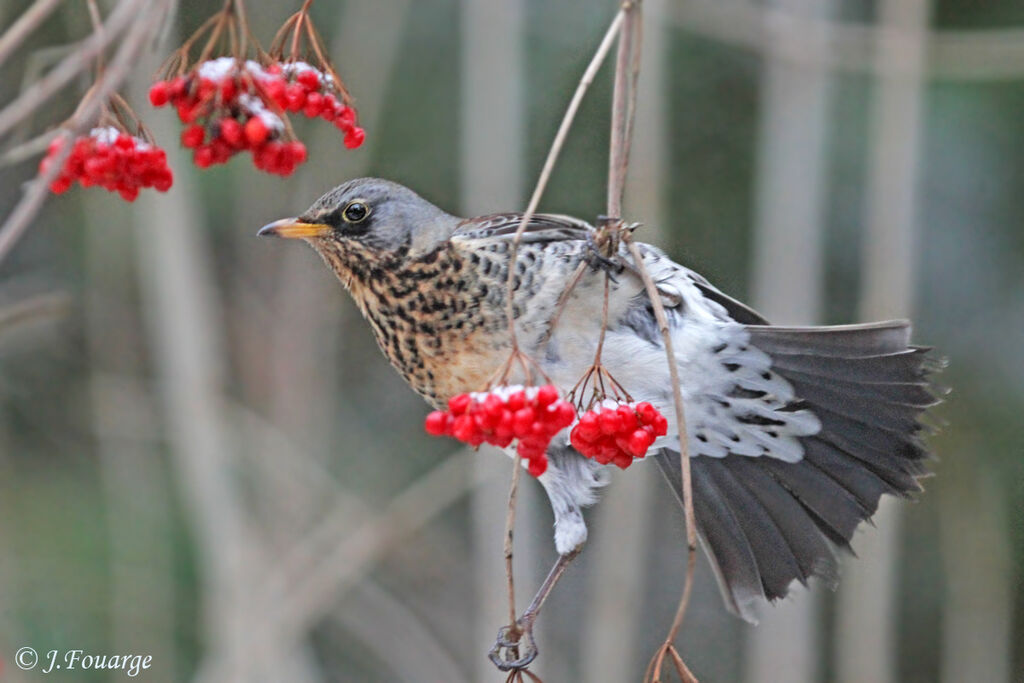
291, 12, 305, 58
197, 7, 228, 64
607, 1, 642, 217
85, 0, 105, 75
503, 452, 524, 630
502, 8, 626, 343
627, 237, 697, 677
233, 0, 251, 59
593, 272, 611, 365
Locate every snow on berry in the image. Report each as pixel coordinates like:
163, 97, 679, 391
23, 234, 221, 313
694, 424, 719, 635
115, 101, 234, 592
149, 58, 363, 176
424, 385, 577, 478
40, 127, 173, 201
570, 400, 669, 470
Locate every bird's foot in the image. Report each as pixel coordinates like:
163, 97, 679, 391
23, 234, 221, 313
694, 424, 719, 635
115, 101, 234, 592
584, 230, 622, 279
488, 617, 538, 672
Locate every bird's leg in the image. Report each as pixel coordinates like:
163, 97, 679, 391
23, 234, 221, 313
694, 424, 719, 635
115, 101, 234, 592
488, 548, 581, 671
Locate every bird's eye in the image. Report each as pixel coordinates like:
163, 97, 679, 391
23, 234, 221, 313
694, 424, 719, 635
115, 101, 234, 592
342, 201, 370, 223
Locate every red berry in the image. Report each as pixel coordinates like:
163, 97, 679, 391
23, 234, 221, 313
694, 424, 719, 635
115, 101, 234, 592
626, 427, 656, 457
451, 414, 476, 443
220, 78, 238, 102
599, 409, 623, 435
535, 385, 558, 407
263, 78, 288, 108
528, 456, 548, 478
153, 170, 173, 192
297, 69, 320, 91
285, 83, 306, 111
321, 94, 339, 121
193, 146, 214, 168
149, 81, 170, 106
170, 77, 187, 99
448, 393, 472, 415
425, 411, 449, 436
181, 125, 205, 149
554, 401, 577, 428
344, 126, 365, 149
219, 118, 243, 147
575, 412, 601, 441
336, 106, 356, 130
652, 412, 668, 436
244, 117, 269, 146
617, 404, 639, 431
49, 175, 73, 194
286, 141, 307, 164
612, 452, 633, 470
303, 92, 324, 118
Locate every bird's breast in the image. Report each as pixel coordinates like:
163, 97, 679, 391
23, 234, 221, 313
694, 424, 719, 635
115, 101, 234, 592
341, 246, 514, 406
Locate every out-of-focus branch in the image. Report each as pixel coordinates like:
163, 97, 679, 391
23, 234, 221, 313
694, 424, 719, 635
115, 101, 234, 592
0, 0, 64, 68
0, 0, 170, 266
0, 292, 69, 332
277, 451, 477, 638
334, 581, 470, 683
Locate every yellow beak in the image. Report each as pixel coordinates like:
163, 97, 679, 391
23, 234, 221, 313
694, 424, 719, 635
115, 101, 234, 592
258, 218, 332, 239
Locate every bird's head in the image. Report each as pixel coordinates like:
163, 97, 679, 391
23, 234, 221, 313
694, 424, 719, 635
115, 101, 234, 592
259, 177, 457, 255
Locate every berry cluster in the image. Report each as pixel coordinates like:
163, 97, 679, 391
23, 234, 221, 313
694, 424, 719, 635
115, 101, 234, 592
570, 401, 669, 469
425, 385, 577, 477
258, 61, 365, 149
149, 58, 363, 175
41, 127, 173, 201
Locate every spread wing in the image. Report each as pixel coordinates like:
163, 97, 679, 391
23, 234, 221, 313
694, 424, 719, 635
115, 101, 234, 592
450, 212, 593, 245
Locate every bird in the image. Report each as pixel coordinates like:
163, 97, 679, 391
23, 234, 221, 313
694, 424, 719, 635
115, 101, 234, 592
260, 177, 942, 665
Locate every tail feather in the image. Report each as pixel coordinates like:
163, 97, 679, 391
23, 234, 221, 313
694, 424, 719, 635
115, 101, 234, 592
687, 456, 766, 618
703, 458, 807, 600
656, 321, 942, 622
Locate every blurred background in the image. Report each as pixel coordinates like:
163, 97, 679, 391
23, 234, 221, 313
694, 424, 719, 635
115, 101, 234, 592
0, 0, 1021, 681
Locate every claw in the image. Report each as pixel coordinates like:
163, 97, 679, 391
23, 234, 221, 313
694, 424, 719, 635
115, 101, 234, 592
584, 230, 622, 278
488, 621, 538, 671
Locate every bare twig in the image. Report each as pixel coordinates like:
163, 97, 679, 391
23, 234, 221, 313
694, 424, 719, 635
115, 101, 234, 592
628, 238, 697, 683
0, 0, 64, 69
607, 1, 643, 218
0, 292, 70, 332
503, 453, 524, 628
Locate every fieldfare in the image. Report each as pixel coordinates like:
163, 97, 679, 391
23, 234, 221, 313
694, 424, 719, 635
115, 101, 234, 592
261, 177, 941, 665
